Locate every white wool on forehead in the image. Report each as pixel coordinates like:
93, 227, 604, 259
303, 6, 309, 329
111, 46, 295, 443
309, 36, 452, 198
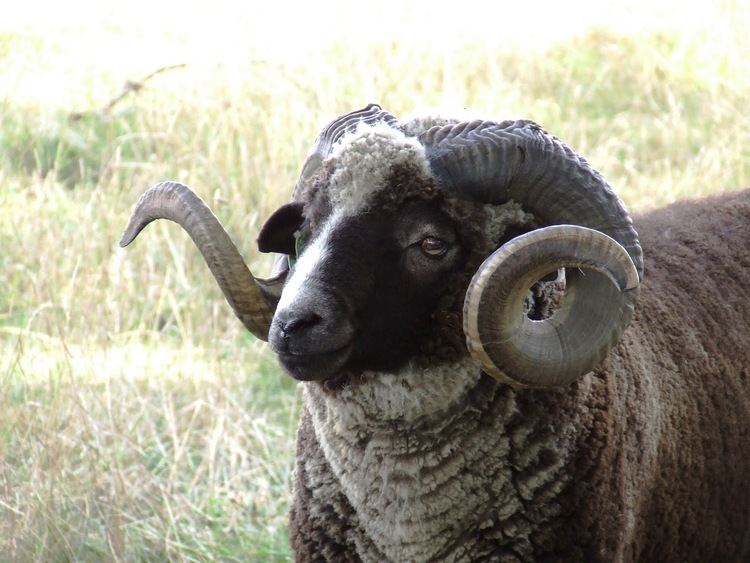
327, 122, 432, 215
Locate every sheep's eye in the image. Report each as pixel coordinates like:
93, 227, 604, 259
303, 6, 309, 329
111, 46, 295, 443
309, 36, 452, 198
420, 236, 447, 257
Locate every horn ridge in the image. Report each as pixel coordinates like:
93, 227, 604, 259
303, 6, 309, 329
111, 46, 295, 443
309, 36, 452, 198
420, 119, 643, 279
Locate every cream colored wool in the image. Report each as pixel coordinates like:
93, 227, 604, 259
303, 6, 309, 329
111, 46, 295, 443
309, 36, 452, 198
327, 123, 432, 216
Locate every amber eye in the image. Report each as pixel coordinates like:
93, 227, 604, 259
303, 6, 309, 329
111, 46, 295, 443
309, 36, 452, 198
420, 236, 447, 257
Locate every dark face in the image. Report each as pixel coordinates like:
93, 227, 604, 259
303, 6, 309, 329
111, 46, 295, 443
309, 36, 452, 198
259, 199, 466, 382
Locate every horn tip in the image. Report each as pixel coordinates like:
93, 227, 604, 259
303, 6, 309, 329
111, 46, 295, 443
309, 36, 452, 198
119, 220, 143, 247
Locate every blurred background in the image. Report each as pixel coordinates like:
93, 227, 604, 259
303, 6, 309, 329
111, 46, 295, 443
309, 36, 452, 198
1, 0, 748, 560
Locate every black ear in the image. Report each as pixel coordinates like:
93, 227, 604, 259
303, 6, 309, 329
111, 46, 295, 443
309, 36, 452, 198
257, 202, 305, 254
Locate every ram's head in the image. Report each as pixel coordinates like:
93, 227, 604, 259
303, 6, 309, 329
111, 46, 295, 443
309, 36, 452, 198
121, 105, 642, 389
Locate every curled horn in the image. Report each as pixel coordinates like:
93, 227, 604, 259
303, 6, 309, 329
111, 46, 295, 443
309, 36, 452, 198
120, 181, 284, 341
421, 120, 642, 388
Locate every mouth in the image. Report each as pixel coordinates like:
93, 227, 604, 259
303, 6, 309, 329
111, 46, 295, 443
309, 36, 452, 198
275, 342, 353, 381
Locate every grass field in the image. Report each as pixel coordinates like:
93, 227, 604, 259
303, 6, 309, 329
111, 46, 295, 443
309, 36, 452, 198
1, 1, 749, 560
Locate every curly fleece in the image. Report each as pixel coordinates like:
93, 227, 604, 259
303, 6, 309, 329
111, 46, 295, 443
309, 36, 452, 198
326, 123, 433, 216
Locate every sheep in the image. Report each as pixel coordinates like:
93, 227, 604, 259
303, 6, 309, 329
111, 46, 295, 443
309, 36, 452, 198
120, 104, 750, 562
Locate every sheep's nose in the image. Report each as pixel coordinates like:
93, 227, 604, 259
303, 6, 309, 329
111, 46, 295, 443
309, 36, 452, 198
279, 311, 321, 336
268, 298, 353, 357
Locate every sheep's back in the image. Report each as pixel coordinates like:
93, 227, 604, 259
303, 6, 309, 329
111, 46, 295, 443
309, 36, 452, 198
618, 188, 750, 561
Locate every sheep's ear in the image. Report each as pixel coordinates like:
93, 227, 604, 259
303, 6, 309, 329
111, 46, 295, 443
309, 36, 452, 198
257, 202, 305, 255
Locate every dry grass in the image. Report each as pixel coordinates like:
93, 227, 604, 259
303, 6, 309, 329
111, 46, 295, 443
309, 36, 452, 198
1, 1, 748, 560
1, 336, 296, 561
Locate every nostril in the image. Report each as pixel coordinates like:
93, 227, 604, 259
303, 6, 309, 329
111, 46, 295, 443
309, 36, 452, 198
281, 313, 322, 336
